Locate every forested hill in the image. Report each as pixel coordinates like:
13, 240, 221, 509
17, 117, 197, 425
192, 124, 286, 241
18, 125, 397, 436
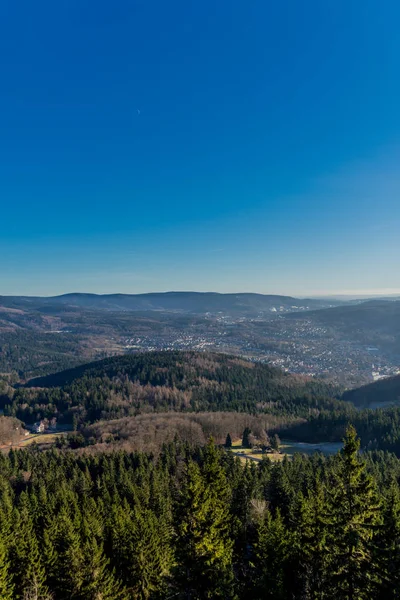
4, 351, 342, 426
27, 350, 339, 395
342, 373, 400, 408
284, 299, 400, 354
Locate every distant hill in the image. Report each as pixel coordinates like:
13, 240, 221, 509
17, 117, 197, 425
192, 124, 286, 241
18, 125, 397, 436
25, 349, 336, 391
285, 299, 400, 328
0, 291, 340, 316
342, 373, 400, 408
284, 299, 400, 354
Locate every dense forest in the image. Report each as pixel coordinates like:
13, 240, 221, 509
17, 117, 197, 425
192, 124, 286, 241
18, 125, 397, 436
342, 373, 400, 407
3, 350, 400, 455
0, 430, 400, 599
0, 331, 86, 379
0, 352, 342, 427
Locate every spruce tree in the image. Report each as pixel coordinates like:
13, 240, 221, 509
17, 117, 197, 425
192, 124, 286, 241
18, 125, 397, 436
52, 508, 85, 598
252, 508, 294, 600
0, 483, 14, 600
81, 537, 126, 600
0, 536, 13, 600
177, 440, 234, 599
271, 434, 280, 453
373, 483, 400, 599
325, 425, 380, 600
225, 433, 232, 449
11, 502, 49, 600
292, 481, 330, 599
111, 501, 174, 599
242, 428, 251, 449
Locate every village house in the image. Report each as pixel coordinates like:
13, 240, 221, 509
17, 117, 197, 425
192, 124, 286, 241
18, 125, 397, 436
32, 421, 45, 434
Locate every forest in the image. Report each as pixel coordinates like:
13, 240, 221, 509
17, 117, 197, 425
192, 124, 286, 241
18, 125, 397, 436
0, 429, 400, 599
1, 351, 400, 599
0, 351, 342, 426
3, 350, 400, 455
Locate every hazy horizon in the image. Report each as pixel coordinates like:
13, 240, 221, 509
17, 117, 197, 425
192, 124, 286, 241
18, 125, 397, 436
2, 288, 400, 300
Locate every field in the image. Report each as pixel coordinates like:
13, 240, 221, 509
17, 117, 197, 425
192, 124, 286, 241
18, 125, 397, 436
230, 439, 342, 463
0, 430, 71, 451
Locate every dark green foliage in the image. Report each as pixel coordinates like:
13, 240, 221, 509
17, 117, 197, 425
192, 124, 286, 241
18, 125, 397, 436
373, 484, 400, 599
0, 331, 84, 379
271, 433, 280, 452
242, 428, 252, 449
325, 426, 381, 599
176, 440, 234, 599
0, 538, 13, 600
3, 351, 340, 426
285, 405, 400, 456
0, 430, 399, 598
252, 508, 294, 599
225, 433, 232, 448
342, 373, 400, 408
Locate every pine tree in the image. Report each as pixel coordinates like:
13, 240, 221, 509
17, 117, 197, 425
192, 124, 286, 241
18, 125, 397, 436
0, 536, 13, 600
111, 501, 174, 599
42, 523, 58, 596
80, 537, 126, 600
252, 508, 294, 600
52, 508, 85, 598
0, 481, 14, 600
292, 481, 330, 599
325, 425, 380, 600
270, 434, 280, 453
11, 501, 49, 600
242, 428, 251, 449
177, 440, 234, 599
225, 434, 232, 449
373, 483, 400, 599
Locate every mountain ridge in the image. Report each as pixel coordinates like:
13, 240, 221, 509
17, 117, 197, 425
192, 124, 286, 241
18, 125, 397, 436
0, 291, 341, 316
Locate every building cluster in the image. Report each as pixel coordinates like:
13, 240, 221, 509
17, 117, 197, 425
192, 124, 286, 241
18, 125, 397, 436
122, 314, 399, 386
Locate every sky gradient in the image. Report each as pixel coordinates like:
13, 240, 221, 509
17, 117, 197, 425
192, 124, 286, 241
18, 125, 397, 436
1, 0, 400, 296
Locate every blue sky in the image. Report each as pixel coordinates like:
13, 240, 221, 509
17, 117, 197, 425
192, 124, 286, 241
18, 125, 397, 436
1, 0, 400, 296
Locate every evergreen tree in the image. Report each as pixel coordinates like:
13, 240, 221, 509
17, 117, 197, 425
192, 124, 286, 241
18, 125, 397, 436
242, 428, 251, 449
111, 501, 174, 599
373, 483, 400, 599
225, 433, 232, 449
292, 481, 330, 599
81, 537, 126, 600
11, 502, 49, 600
271, 434, 280, 453
177, 440, 234, 599
252, 508, 294, 600
52, 509, 85, 599
325, 426, 380, 600
0, 536, 13, 600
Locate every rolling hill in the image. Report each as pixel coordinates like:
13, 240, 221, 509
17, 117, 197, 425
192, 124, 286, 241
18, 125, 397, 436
284, 299, 400, 354
4, 351, 342, 426
342, 373, 400, 408
0, 291, 340, 315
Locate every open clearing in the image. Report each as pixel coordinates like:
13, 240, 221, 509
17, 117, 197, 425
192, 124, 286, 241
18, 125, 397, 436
0, 430, 71, 451
230, 439, 342, 463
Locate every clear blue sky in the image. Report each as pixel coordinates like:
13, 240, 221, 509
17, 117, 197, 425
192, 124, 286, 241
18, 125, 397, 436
1, 0, 400, 296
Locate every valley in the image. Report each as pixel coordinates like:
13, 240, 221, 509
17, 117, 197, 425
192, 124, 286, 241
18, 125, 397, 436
0, 292, 399, 387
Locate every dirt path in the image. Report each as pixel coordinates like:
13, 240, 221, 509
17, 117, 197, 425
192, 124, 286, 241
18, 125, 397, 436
234, 452, 262, 462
